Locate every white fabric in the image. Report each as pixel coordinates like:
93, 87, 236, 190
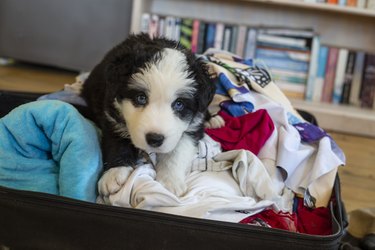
97, 136, 294, 223
252, 91, 345, 207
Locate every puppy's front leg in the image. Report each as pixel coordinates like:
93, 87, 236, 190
98, 129, 138, 196
155, 135, 197, 196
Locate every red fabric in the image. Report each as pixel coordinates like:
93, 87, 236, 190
205, 109, 274, 155
239, 209, 298, 232
296, 198, 332, 235
239, 199, 332, 235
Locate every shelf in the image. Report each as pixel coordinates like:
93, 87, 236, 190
131, 0, 375, 137
291, 99, 375, 137
245, 0, 375, 18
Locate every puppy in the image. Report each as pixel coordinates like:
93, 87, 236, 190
80, 33, 215, 196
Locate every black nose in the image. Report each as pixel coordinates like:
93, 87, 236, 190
146, 133, 165, 148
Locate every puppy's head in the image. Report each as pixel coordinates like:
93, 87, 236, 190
105, 34, 214, 154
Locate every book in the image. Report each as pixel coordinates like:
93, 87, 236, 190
157, 17, 165, 37
349, 51, 366, 106
257, 27, 315, 38
235, 25, 248, 58
321, 47, 339, 103
197, 22, 207, 54
255, 47, 311, 62
338, 0, 347, 6
164, 16, 176, 40
229, 25, 238, 54
332, 48, 349, 104
204, 23, 216, 50
327, 0, 338, 4
341, 51, 356, 104
140, 13, 151, 34
222, 25, 232, 52
191, 19, 201, 53
179, 18, 193, 49
214, 23, 225, 49
346, 0, 357, 6
256, 56, 310, 72
360, 54, 375, 108
174, 18, 182, 41
305, 35, 320, 101
257, 33, 308, 50
149, 14, 159, 38
312, 46, 329, 102
244, 28, 257, 59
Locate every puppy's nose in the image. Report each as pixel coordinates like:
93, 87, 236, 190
146, 133, 165, 148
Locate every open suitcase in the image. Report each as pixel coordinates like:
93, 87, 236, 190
0, 90, 348, 250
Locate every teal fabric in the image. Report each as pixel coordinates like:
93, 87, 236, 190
0, 100, 102, 202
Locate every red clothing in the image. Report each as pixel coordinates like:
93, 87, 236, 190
205, 109, 274, 155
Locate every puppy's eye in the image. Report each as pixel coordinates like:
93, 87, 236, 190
134, 93, 148, 106
172, 99, 185, 111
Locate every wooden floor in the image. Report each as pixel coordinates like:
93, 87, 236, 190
0, 62, 374, 212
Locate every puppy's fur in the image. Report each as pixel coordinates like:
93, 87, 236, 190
81, 33, 215, 195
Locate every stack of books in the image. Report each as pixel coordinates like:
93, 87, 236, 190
141, 13, 375, 109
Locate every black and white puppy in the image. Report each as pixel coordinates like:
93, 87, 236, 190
81, 33, 215, 196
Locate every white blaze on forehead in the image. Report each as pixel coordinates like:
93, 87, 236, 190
130, 48, 196, 99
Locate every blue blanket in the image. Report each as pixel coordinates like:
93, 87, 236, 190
0, 100, 102, 202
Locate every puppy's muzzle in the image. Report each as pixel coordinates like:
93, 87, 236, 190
146, 133, 165, 148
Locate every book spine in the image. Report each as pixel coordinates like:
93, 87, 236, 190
214, 23, 225, 49
141, 13, 151, 34
349, 51, 366, 106
179, 18, 193, 50
174, 18, 182, 41
341, 51, 356, 104
346, 0, 357, 6
332, 48, 349, 104
257, 33, 307, 49
360, 54, 375, 108
321, 47, 339, 103
256, 57, 309, 72
235, 25, 247, 58
312, 46, 329, 102
222, 26, 232, 52
164, 16, 176, 40
244, 28, 257, 59
149, 14, 159, 38
205, 23, 216, 50
191, 19, 200, 53
229, 26, 238, 54
305, 35, 320, 101
197, 22, 207, 54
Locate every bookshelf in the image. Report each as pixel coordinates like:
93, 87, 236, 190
130, 0, 375, 137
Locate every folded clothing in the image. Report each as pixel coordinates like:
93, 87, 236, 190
0, 100, 102, 202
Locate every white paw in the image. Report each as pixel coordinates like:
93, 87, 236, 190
98, 166, 133, 196
156, 174, 187, 197
205, 115, 225, 129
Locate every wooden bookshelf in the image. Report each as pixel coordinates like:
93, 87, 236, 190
130, 0, 375, 137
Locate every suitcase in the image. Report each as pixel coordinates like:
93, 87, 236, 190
0, 90, 348, 250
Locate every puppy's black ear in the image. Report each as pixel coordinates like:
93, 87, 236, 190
193, 58, 216, 112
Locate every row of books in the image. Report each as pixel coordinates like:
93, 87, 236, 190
304, 0, 375, 9
141, 14, 375, 109
307, 46, 375, 109
141, 14, 314, 98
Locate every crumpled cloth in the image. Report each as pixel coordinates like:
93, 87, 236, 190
0, 100, 102, 202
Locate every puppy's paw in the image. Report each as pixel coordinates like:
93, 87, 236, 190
98, 166, 133, 196
156, 174, 187, 197
205, 115, 225, 129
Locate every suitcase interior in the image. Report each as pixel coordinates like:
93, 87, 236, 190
0, 90, 348, 250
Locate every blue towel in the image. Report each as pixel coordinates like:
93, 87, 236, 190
0, 100, 102, 202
